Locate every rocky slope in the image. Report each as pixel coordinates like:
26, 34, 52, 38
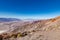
0, 16, 60, 40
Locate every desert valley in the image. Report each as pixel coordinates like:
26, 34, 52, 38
0, 16, 60, 40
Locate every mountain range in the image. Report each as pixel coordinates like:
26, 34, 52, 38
0, 18, 21, 22
0, 16, 60, 40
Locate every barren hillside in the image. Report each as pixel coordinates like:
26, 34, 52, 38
0, 16, 60, 40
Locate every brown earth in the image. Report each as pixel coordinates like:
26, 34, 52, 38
0, 16, 60, 40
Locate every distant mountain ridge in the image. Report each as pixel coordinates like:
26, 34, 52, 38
0, 18, 21, 22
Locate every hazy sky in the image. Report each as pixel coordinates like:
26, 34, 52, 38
0, 0, 60, 19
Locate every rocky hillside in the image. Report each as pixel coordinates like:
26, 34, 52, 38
0, 16, 60, 40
